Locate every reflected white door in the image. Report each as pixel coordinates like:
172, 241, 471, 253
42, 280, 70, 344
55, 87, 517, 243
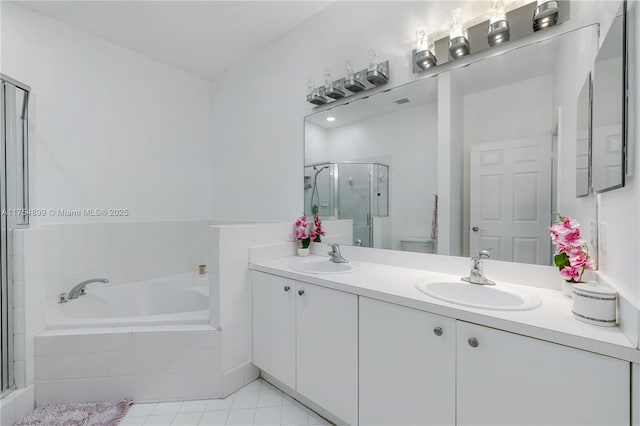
470, 137, 551, 264
592, 125, 623, 191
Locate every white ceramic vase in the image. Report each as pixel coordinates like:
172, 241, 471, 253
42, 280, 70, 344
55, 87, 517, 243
297, 248, 310, 257
561, 280, 574, 297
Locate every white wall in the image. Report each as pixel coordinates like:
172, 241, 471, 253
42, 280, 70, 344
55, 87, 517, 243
0, 3, 213, 224
596, 0, 640, 343
437, 73, 464, 256
209, 2, 451, 224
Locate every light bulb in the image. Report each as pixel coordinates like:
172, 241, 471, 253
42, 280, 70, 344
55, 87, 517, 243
416, 26, 427, 51
345, 60, 354, 80
368, 49, 378, 72
324, 69, 333, 89
489, 0, 506, 24
450, 8, 466, 40
307, 78, 314, 96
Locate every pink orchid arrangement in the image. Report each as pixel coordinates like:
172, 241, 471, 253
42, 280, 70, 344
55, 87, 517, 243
294, 214, 325, 249
550, 214, 593, 283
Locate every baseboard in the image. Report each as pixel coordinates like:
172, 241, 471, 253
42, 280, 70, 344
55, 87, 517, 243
222, 362, 260, 397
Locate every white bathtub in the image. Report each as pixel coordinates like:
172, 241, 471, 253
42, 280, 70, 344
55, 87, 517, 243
46, 272, 210, 329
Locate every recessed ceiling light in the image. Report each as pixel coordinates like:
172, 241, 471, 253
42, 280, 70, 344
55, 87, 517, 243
326, 117, 336, 122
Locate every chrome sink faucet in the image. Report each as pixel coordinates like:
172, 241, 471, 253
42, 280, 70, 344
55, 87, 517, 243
328, 243, 349, 264
462, 250, 495, 285
59, 278, 109, 303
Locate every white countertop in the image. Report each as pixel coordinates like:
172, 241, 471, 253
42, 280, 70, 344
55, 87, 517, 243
251, 255, 640, 363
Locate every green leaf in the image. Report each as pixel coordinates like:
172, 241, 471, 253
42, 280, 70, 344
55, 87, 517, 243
554, 253, 569, 269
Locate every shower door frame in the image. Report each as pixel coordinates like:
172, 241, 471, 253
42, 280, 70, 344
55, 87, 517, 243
306, 161, 389, 247
0, 74, 31, 398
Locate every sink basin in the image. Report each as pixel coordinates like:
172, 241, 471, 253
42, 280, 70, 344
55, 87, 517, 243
290, 258, 359, 274
415, 279, 541, 311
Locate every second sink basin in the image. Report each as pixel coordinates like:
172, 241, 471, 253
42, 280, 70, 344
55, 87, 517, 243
290, 257, 359, 274
415, 279, 541, 311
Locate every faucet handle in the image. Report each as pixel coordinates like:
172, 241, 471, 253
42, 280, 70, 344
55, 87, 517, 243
58, 293, 68, 304
479, 249, 491, 259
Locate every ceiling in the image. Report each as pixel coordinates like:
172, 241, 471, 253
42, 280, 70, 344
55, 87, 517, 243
17, 1, 331, 81
16, 0, 533, 82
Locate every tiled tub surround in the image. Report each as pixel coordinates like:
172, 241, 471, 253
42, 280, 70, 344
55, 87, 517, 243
43, 220, 210, 299
10, 227, 47, 418
34, 326, 222, 405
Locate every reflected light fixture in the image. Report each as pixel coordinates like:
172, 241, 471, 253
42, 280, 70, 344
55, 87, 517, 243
533, 0, 559, 31
488, 0, 510, 46
366, 49, 389, 85
306, 78, 327, 106
324, 69, 345, 100
326, 116, 336, 122
448, 8, 470, 59
414, 26, 437, 70
344, 60, 365, 93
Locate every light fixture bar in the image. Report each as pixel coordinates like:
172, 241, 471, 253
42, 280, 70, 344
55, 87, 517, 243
306, 60, 390, 107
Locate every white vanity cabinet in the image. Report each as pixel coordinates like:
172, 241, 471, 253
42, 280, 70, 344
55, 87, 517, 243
456, 321, 630, 426
252, 271, 296, 389
359, 297, 456, 425
359, 298, 630, 426
251, 272, 358, 425
296, 281, 358, 425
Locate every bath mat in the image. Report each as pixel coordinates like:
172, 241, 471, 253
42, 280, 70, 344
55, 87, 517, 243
15, 399, 132, 426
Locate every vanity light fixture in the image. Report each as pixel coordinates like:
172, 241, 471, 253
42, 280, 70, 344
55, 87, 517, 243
306, 78, 327, 106
344, 60, 365, 93
414, 26, 437, 70
488, 0, 510, 46
532, 0, 559, 31
307, 56, 390, 107
324, 69, 345, 100
449, 8, 470, 59
366, 49, 389, 86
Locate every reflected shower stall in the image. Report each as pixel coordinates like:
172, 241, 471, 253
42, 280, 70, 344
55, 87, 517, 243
304, 162, 389, 248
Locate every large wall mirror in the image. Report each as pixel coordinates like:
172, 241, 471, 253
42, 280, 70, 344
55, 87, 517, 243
592, 2, 627, 193
304, 22, 615, 266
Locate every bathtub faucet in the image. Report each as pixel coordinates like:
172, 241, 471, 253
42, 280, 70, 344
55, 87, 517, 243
59, 278, 109, 303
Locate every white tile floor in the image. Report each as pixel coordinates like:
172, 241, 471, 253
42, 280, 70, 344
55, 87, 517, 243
119, 379, 332, 426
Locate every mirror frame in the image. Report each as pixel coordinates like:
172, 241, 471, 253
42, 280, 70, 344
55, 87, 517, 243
576, 72, 592, 198
592, 0, 628, 194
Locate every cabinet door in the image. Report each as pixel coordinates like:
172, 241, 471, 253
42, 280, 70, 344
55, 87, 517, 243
359, 297, 456, 426
457, 321, 630, 426
296, 282, 358, 425
251, 272, 296, 389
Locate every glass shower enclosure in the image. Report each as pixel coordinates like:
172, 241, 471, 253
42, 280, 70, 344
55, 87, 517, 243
1, 74, 30, 397
304, 162, 389, 248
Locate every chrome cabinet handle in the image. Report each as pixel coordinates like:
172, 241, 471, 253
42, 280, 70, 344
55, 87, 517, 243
283, 286, 290, 292
472, 226, 480, 232
468, 337, 479, 348
433, 327, 443, 336
298, 290, 305, 296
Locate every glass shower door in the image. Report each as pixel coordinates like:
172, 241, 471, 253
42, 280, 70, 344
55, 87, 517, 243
1, 76, 30, 397
337, 163, 372, 247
